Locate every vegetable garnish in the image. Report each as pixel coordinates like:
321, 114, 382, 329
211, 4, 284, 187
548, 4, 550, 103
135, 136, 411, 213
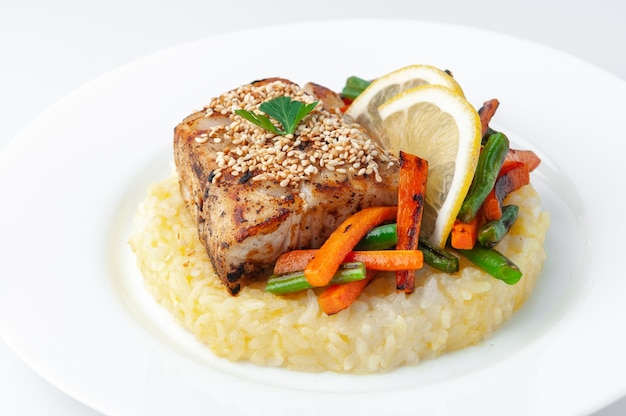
341, 76, 372, 101
418, 236, 460, 274
304, 206, 398, 287
355, 223, 460, 274
318, 270, 377, 315
482, 161, 524, 220
396, 151, 428, 293
478, 205, 519, 249
478, 98, 500, 138
457, 132, 509, 223
504, 148, 541, 173
234, 96, 318, 136
353, 223, 399, 251
255, 68, 544, 313
273, 249, 424, 275
265, 262, 366, 295
450, 213, 481, 250
455, 245, 522, 285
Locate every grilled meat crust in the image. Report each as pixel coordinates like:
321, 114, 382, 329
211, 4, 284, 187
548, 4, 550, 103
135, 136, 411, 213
174, 78, 399, 295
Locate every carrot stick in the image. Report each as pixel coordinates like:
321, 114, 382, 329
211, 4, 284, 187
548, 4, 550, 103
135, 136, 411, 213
450, 214, 481, 249
318, 271, 377, 315
304, 206, 398, 287
482, 188, 502, 221
478, 98, 500, 136
274, 249, 424, 275
345, 250, 423, 271
396, 152, 428, 293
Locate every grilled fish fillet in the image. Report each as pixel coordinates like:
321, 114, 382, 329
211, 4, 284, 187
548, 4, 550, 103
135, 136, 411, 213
174, 78, 399, 295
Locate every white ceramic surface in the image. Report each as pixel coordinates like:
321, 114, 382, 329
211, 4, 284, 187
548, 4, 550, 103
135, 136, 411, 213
1, 18, 625, 416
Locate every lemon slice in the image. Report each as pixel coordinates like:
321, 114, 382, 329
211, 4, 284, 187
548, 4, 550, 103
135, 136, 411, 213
345, 64, 464, 143
378, 84, 482, 248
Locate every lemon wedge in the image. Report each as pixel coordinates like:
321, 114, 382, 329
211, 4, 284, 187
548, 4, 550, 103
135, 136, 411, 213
378, 84, 482, 248
345, 64, 464, 143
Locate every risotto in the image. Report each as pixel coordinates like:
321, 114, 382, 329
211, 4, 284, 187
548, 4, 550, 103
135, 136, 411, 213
128, 171, 549, 374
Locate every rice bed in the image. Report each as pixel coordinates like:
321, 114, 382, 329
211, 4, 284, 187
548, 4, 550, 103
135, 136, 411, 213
129, 173, 549, 373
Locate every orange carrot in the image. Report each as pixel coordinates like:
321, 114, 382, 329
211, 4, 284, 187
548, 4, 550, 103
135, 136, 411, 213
450, 213, 481, 249
345, 250, 423, 271
396, 152, 428, 293
318, 271, 377, 315
482, 187, 502, 221
304, 206, 397, 287
274, 249, 424, 275
478, 98, 500, 136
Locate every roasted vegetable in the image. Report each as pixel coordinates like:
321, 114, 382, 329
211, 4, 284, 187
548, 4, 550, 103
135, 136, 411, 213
456, 245, 522, 284
418, 237, 460, 274
457, 132, 509, 223
265, 262, 366, 295
341, 76, 372, 101
477, 98, 500, 137
304, 206, 398, 287
354, 223, 398, 250
478, 205, 519, 248
273, 249, 423, 275
450, 213, 481, 250
355, 223, 460, 274
396, 151, 428, 292
318, 270, 377, 315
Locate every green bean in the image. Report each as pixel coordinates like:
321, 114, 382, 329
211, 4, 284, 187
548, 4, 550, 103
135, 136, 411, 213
457, 132, 510, 223
355, 223, 459, 273
354, 223, 398, 250
456, 245, 522, 284
418, 237, 460, 274
265, 262, 366, 294
341, 76, 372, 100
482, 126, 498, 145
478, 205, 519, 248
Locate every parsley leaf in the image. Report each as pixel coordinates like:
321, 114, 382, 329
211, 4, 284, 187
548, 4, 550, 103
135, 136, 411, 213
234, 96, 318, 136
234, 109, 282, 135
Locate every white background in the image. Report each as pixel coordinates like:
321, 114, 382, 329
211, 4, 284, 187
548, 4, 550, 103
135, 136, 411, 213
1, 0, 624, 414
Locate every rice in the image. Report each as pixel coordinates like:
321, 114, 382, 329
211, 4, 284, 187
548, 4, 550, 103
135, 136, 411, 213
128, 172, 549, 373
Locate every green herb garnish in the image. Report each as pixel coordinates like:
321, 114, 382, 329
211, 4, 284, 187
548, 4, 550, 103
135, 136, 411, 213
234, 96, 318, 136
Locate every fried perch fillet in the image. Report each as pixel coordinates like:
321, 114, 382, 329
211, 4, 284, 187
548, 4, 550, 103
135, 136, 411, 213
174, 78, 399, 295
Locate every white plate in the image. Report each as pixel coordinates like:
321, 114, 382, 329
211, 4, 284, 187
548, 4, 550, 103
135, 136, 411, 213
1, 19, 625, 416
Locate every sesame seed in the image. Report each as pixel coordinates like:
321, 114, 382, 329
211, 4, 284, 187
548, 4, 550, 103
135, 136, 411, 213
196, 79, 395, 186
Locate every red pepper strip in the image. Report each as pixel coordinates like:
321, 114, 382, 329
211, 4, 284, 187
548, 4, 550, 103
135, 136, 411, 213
504, 149, 541, 173
483, 161, 530, 221
478, 98, 500, 136
482, 161, 523, 220
396, 152, 428, 293
494, 161, 530, 202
